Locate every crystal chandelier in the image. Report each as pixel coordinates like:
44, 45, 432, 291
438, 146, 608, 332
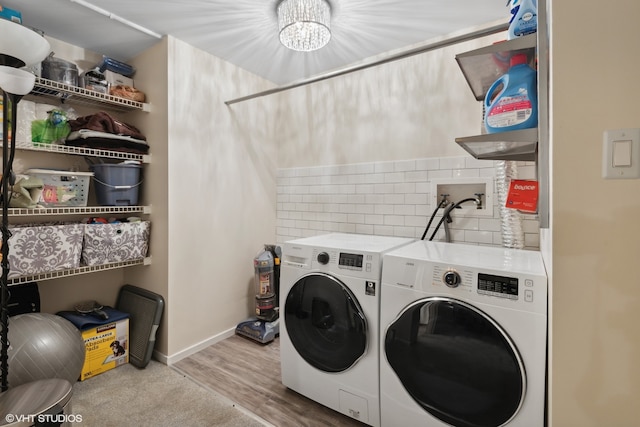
277, 0, 331, 52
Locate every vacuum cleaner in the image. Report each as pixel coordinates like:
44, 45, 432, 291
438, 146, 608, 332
235, 244, 281, 344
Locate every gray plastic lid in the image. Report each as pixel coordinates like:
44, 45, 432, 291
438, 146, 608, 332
255, 249, 274, 268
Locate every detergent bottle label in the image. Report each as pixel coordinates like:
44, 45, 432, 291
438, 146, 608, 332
508, 0, 522, 24
486, 89, 533, 129
508, 0, 537, 39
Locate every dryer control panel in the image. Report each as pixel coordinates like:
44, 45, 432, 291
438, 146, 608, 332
422, 263, 546, 313
433, 266, 523, 301
382, 240, 547, 314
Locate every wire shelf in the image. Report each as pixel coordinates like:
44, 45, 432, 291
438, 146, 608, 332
28, 77, 150, 112
8, 206, 151, 217
10, 142, 150, 163
7, 257, 151, 285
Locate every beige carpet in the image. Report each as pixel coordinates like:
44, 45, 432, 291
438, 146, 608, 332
72, 360, 267, 427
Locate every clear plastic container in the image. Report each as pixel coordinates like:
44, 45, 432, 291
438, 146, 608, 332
254, 249, 277, 320
26, 168, 93, 207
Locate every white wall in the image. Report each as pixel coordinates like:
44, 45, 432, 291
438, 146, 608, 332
277, 156, 540, 248
165, 37, 278, 357
272, 33, 504, 168
123, 38, 171, 355
548, 0, 640, 425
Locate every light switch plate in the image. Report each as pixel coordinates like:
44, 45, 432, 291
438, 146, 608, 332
603, 128, 640, 179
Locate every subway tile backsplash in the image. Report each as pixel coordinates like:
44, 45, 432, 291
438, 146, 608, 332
276, 156, 540, 250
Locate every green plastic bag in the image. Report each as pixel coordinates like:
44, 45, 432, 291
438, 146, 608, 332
31, 109, 71, 144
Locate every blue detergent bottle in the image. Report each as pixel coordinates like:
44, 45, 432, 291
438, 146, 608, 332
484, 53, 537, 133
508, 0, 538, 39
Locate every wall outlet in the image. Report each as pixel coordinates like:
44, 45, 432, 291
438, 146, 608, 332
429, 177, 494, 217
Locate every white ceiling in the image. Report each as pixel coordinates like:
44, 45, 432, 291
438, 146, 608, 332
4, 0, 508, 85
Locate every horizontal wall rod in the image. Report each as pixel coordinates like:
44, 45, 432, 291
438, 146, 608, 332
225, 21, 508, 105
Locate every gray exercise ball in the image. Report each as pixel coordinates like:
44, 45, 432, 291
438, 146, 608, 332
6, 313, 85, 387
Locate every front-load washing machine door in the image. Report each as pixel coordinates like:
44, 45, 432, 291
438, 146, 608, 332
284, 273, 367, 373
385, 297, 525, 427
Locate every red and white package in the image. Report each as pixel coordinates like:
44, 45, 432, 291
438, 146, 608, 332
505, 180, 538, 213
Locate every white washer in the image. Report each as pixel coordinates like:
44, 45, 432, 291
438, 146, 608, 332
280, 233, 414, 427
379, 240, 547, 427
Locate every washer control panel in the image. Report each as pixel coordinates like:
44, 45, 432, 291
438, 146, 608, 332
433, 266, 474, 293
316, 251, 366, 270
477, 273, 519, 300
443, 270, 461, 288
304, 248, 378, 278
338, 252, 364, 270
317, 252, 330, 265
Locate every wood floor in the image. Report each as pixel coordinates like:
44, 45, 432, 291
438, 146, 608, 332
173, 334, 367, 427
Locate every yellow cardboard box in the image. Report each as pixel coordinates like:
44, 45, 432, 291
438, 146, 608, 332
80, 318, 129, 381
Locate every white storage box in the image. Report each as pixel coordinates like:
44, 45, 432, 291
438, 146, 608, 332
7, 223, 84, 279
104, 70, 134, 88
26, 169, 93, 207
81, 221, 150, 266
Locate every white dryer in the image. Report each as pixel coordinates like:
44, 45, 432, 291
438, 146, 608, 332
379, 240, 547, 427
280, 233, 414, 427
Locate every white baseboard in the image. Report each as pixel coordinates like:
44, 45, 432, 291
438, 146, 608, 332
155, 327, 236, 366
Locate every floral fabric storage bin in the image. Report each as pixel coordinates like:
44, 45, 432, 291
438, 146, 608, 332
81, 221, 150, 266
7, 223, 84, 279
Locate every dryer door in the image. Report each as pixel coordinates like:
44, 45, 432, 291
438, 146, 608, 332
284, 273, 367, 373
384, 297, 525, 427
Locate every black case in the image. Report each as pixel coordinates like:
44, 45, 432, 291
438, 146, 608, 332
116, 284, 164, 368
8, 282, 40, 317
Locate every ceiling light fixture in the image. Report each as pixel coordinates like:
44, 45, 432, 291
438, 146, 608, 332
277, 0, 331, 52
